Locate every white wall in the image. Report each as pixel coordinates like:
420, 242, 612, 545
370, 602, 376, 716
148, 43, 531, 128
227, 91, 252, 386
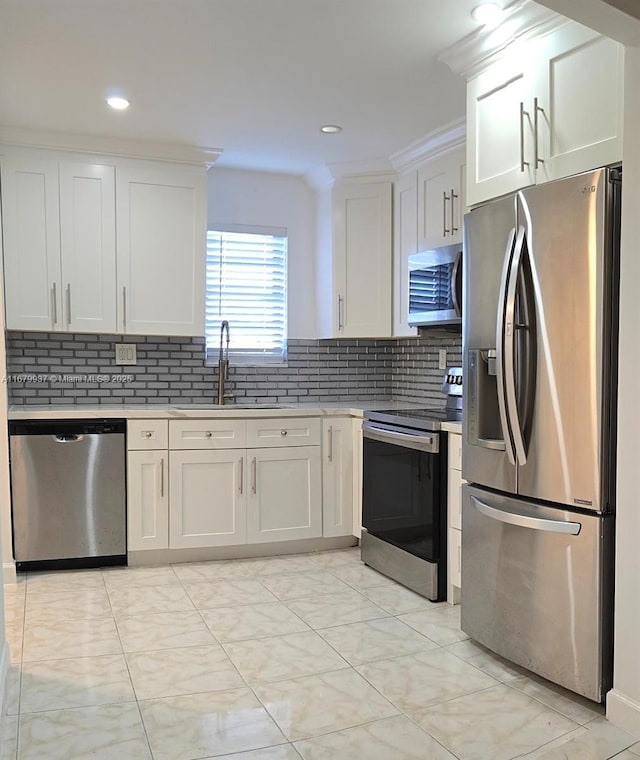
207, 167, 317, 338
606, 43, 640, 735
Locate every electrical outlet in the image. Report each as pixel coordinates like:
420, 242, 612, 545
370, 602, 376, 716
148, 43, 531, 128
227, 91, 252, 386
438, 349, 447, 370
115, 344, 137, 365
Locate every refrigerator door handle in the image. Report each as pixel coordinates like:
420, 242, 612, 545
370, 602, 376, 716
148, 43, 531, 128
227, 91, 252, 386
504, 225, 528, 465
470, 496, 581, 535
496, 228, 518, 465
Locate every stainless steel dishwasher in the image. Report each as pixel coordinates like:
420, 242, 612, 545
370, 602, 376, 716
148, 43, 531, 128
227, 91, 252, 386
9, 419, 126, 571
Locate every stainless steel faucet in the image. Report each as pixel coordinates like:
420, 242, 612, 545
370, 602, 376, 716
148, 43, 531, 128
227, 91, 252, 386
217, 320, 232, 405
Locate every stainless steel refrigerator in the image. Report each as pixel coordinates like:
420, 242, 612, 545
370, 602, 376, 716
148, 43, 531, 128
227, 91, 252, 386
461, 167, 621, 702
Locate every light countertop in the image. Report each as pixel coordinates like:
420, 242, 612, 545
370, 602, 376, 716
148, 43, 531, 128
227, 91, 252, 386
8, 399, 463, 433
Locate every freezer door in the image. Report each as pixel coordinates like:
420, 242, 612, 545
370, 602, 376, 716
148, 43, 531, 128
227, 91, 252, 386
515, 169, 616, 511
461, 484, 614, 702
462, 194, 517, 493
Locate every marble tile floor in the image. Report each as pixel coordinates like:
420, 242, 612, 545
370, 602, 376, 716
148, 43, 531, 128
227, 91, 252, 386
0, 547, 638, 760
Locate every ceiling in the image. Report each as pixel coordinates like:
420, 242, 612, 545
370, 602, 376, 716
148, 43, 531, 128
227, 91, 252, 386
0, 0, 485, 176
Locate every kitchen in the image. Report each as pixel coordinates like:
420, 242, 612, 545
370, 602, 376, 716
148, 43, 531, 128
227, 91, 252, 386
0, 0, 638, 756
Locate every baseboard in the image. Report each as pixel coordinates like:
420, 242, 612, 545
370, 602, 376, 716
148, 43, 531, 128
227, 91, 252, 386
607, 688, 640, 735
2, 562, 16, 585
0, 640, 10, 722
128, 535, 358, 567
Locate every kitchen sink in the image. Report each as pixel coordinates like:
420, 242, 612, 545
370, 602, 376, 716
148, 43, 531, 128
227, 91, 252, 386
171, 403, 286, 411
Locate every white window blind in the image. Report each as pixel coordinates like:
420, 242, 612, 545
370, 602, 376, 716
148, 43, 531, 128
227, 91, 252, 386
206, 227, 288, 365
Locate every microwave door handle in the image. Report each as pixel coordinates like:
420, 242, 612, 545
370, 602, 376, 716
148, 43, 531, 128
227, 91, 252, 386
504, 225, 528, 465
496, 227, 518, 466
451, 250, 462, 318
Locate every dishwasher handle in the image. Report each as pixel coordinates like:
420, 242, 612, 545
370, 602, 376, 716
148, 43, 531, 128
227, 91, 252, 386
53, 434, 85, 443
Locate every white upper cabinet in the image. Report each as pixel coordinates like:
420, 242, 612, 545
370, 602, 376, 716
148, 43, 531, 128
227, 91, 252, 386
393, 172, 418, 338
466, 23, 623, 207
467, 54, 536, 206
417, 146, 465, 250
532, 25, 623, 183
1, 158, 62, 331
116, 166, 206, 337
332, 181, 392, 338
59, 162, 116, 332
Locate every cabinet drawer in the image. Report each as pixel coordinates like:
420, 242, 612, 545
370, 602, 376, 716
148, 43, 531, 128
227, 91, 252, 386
169, 419, 246, 450
448, 432, 462, 471
449, 527, 462, 589
246, 417, 321, 448
448, 467, 463, 531
128, 419, 169, 450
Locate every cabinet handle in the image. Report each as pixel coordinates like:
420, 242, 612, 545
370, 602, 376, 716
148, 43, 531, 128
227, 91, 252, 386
160, 457, 165, 498
328, 426, 333, 462
239, 457, 244, 495
51, 283, 58, 326
450, 188, 458, 234
122, 286, 127, 330
443, 191, 450, 236
205, 431, 213, 438
252, 457, 257, 494
338, 295, 344, 331
519, 102, 530, 173
66, 284, 72, 327
145, 431, 153, 439
534, 97, 545, 168
280, 430, 288, 437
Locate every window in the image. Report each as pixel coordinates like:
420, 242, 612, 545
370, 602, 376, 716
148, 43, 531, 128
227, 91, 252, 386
206, 225, 288, 365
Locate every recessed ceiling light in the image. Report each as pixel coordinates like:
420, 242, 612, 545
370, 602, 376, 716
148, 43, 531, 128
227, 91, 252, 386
106, 96, 130, 110
320, 125, 342, 134
471, 3, 503, 29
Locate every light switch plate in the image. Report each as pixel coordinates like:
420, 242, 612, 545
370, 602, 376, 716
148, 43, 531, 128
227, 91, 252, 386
438, 349, 447, 370
115, 343, 137, 365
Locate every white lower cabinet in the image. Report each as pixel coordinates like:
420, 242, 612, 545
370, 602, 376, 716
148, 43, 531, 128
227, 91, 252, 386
247, 446, 322, 543
169, 450, 246, 549
127, 414, 356, 556
127, 450, 169, 551
447, 431, 465, 605
322, 418, 354, 538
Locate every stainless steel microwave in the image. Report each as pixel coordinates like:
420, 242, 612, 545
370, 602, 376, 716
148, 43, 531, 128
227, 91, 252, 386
408, 244, 462, 328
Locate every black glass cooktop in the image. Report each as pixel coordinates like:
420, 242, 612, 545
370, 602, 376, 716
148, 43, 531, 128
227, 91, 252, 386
365, 407, 462, 431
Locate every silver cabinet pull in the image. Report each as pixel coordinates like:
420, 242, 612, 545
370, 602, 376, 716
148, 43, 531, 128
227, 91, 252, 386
534, 97, 544, 168
519, 102, 530, 173
205, 431, 213, 438
51, 283, 58, 326
328, 425, 333, 462
443, 191, 450, 236
338, 295, 344, 331
280, 430, 288, 437
145, 431, 153, 439
122, 286, 127, 330
252, 457, 257, 494
239, 457, 244, 495
450, 188, 458, 234
66, 284, 71, 326
160, 457, 165, 498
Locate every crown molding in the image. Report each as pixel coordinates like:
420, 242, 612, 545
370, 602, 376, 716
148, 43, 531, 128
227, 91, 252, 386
324, 156, 396, 184
390, 118, 466, 174
0, 126, 223, 167
438, 0, 568, 79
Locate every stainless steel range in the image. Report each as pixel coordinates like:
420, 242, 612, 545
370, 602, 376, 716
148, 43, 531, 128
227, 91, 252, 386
361, 405, 458, 602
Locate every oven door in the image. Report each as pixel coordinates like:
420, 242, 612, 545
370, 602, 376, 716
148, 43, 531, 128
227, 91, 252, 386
362, 422, 441, 563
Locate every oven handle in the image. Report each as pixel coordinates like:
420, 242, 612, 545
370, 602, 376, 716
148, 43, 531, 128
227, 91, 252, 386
362, 422, 439, 454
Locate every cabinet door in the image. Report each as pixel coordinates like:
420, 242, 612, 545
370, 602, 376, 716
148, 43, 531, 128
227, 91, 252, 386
322, 419, 354, 538
534, 25, 623, 182
393, 173, 418, 337
333, 182, 392, 337
1, 158, 61, 330
418, 148, 466, 250
59, 163, 116, 333
169, 450, 246, 548
467, 54, 536, 207
127, 450, 169, 551
247, 446, 322, 543
116, 166, 206, 336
